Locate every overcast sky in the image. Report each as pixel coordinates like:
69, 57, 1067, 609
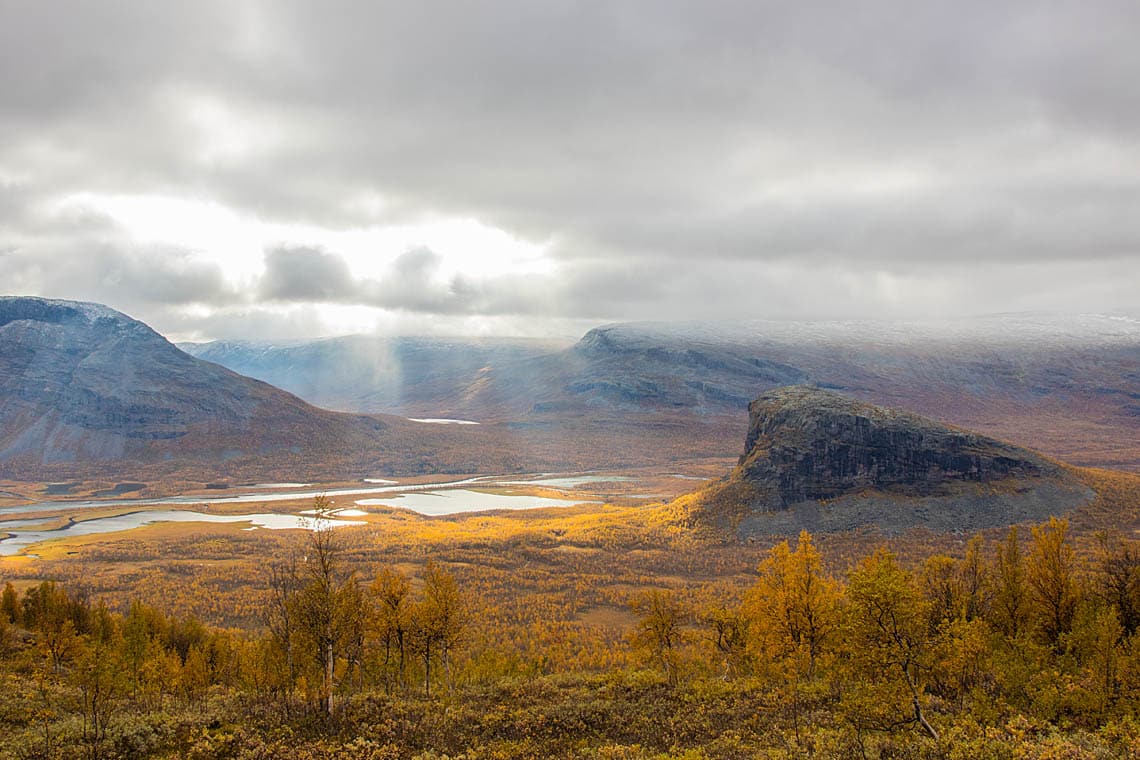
2, 1, 1138, 341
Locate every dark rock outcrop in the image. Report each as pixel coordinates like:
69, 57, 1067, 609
740, 385, 1054, 505
689, 385, 1092, 535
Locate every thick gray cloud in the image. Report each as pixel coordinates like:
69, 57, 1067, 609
239, 242, 682, 323
261, 246, 354, 301
0, 242, 238, 310
1, 0, 1139, 337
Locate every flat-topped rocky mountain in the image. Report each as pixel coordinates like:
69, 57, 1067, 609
740, 385, 1055, 504
686, 385, 1093, 535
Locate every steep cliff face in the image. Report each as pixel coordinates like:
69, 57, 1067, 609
688, 385, 1091, 535
740, 386, 1054, 505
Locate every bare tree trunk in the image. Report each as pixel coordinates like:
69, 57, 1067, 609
443, 646, 453, 695
902, 664, 939, 740
398, 630, 406, 691
325, 640, 335, 717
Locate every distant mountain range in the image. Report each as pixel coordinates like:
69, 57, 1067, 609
4, 296, 1139, 536
0, 297, 734, 484
185, 314, 1140, 472
178, 335, 570, 415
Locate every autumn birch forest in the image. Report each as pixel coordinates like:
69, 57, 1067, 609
3, 497, 1140, 759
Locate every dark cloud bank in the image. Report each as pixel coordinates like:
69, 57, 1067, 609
1, 1, 1139, 338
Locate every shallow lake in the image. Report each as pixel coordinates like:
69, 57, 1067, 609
0, 476, 491, 516
407, 418, 480, 425
0, 484, 598, 555
504, 475, 633, 488
354, 488, 596, 515
0, 510, 366, 556
0, 472, 668, 555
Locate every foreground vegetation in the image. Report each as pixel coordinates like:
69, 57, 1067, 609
3, 491, 1140, 758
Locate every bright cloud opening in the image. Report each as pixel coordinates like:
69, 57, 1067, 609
57, 191, 555, 287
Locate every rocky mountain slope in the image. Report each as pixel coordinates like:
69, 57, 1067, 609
0, 297, 387, 470
684, 385, 1093, 535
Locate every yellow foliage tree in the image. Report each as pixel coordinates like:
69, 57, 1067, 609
843, 548, 939, 740
744, 530, 840, 679
370, 567, 412, 692
990, 526, 1029, 639
630, 589, 687, 686
1027, 517, 1079, 649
